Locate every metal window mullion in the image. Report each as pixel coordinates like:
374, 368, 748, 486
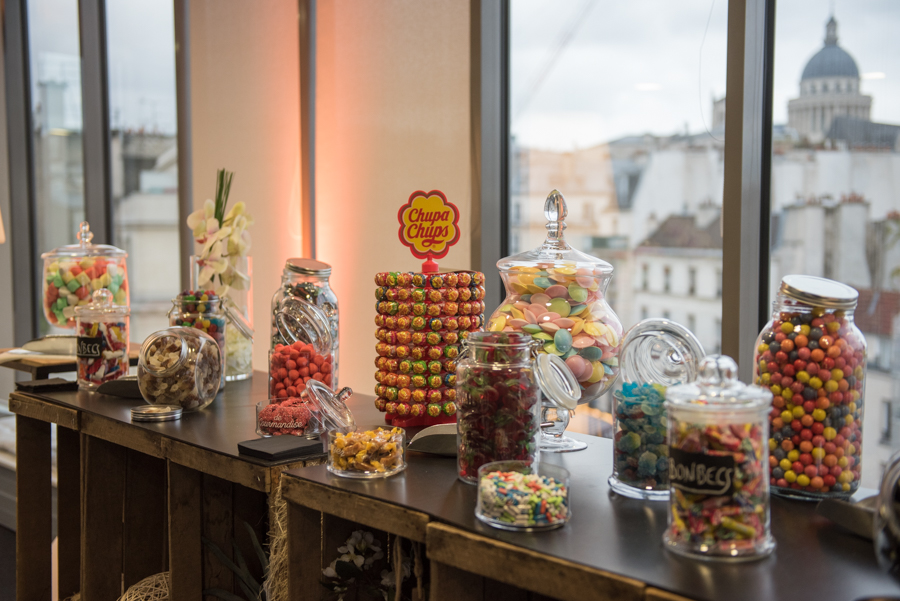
722, 0, 776, 382
4, 0, 38, 343
174, 0, 192, 290
300, 0, 316, 258
79, 0, 113, 243
472, 0, 509, 312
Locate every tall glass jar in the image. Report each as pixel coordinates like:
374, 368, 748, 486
664, 355, 775, 561
41, 221, 129, 329
456, 331, 580, 483
74, 289, 130, 390
168, 290, 227, 389
271, 259, 339, 385
488, 190, 623, 453
137, 327, 223, 411
609, 319, 704, 500
269, 299, 335, 396
754, 275, 866, 501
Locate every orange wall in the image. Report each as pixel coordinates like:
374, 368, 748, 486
189, 0, 303, 372
316, 1, 474, 395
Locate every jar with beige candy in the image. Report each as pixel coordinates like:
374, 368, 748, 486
138, 327, 223, 411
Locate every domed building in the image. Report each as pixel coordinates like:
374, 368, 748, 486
787, 16, 872, 143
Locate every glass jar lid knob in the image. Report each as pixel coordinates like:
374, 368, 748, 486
544, 189, 568, 243
77, 221, 93, 247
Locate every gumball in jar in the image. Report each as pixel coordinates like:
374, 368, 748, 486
754, 275, 866, 501
488, 190, 622, 452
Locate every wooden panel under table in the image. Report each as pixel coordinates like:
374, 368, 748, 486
426, 522, 645, 601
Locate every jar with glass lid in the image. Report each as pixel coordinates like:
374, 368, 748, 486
456, 331, 581, 483
610, 318, 704, 500
271, 259, 339, 383
137, 327, 223, 411
74, 289, 130, 390
754, 275, 866, 500
664, 355, 775, 561
487, 190, 623, 452
41, 221, 129, 329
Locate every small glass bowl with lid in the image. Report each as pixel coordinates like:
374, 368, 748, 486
137, 327, 223, 411
41, 221, 129, 329
664, 355, 775, 561
609, 319, 705, 500
476, 460, 571, 531
257, 380, 352, 438
327, 427, 406, 479
74, 289, 130, 391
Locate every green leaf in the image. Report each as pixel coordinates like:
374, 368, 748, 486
203, 588, 248, 601
231, 539, 262, 596
243, 520, 269, 574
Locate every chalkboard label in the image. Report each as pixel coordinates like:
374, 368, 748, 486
77, 336, 103, 359
669, 448, 736, 496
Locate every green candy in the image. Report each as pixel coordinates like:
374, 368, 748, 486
533, 277, 553, 289
578, 346, 603, 361
569, 304, 586, 315
499, 303, 515, 313
554, 329, 573, 353
522, 324, 543, 334
543, 342, 564, 356
109, 282, 119, 295
520, 294, 532, 302
532, 332, 553, 341
548, 298, 571, 317
568, 283, 588, 303
52, 275, 64, 289
561, 348, 578, 359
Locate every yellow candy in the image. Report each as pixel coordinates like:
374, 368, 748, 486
62, 271, 75, 284
571, 319, 584, 336
526, 284, 546, 294
587, 361, 605, 383
787, 449, 799, 462
79, 257, 95, 269
489, 315, 506, 332
100, 273, 112, 287
584, 322, 602, 337
91, 278, 102, 291
517, 273, 536, 286
114, 289, 126, 304
511, 283, 529, 295
510, 306, 525, 320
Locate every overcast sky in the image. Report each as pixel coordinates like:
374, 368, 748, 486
511, 0, 900, 150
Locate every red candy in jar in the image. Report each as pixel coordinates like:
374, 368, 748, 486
754, 276, 866, 500
269, 341, 334, 398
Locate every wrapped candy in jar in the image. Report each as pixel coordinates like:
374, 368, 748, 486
74, 289, 130, 390
137, 327, 223, 411
754, 275, 866, 500
41, 221, 129, 329
488, 190, 622, 452
455, 331, 580, 483
664, 355, 775, 561
270, 296, 335, 395
610, 319, 704, 500
168, 290, 226, 389
257, 380, 352, 438
271, 259, 339, 386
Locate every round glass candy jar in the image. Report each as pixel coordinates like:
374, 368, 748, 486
271, 259, 339, 385
664, 355, 774, 561
754, 275, 866, 500
455, 331, 580, 483
328, 427, 406, 479
137, 327, 223, 411
74, 289, 130, 390
476, 460, 571, 531
488, 190, 623, 452
41, 221, 129, 329
269, 297, 336, 394
610, 319, 705, 500
168, 290, 227, 389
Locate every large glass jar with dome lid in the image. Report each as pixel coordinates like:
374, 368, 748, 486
488, 189, 623, 452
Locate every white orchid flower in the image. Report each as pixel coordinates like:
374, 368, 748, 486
200, 225, 232, 259
196, 242, 228, 286
186, 199, 216, 241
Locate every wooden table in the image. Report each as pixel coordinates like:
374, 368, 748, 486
0, 343, 139, 381
281, 434, 900, 601
10, 373, 383, 601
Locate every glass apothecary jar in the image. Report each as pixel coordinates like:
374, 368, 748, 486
257, 379, 352, 438
610, 319, 704, 500
270, 297, 335, 395
137, 327, 223, 411
476, 460, 571, 531
271, 259, 339, 385
754, 275, 866, 501
168, 290, 226, 389
664, 355, 775, 561
488, 190, 623, 453
74, 289, 130, 391
456, 331, 580, 483
41, 221, 129, 329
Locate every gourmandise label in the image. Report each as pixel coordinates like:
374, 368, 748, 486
397, 190, 460, 260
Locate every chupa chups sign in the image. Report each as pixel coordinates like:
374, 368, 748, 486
397, 190, 460, 274
669, 447, 736, 496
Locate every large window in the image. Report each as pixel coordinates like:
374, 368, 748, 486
769, 6, 900, 487
509, 1, 728, 360
106, 0, 180, 342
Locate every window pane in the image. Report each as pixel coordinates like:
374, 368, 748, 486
106, 0, 180, 342
769, 6, 900, 488
28, 0, 86, 333
509, 2, 728, 414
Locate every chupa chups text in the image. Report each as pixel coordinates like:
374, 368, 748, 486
397, 190, 461, 261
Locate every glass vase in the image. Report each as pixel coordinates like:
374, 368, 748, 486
191, 254, 254, 381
